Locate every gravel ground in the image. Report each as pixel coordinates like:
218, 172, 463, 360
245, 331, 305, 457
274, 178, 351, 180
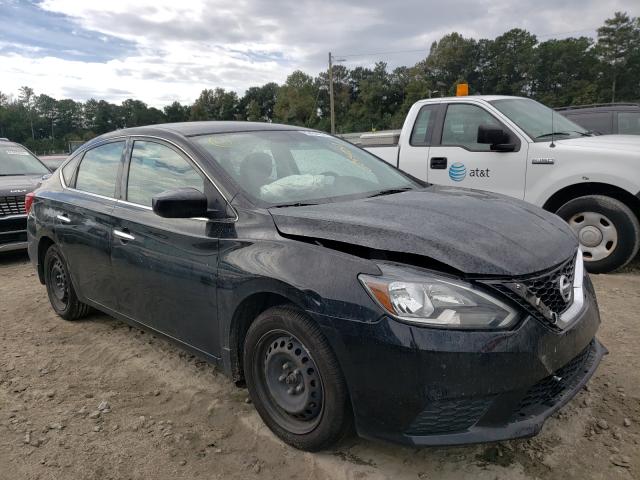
1, 251, 639, 480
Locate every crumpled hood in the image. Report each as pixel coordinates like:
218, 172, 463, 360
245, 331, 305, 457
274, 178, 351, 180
558, 134, 640, 153
270, 186, 578, 276
0, 175, 43, 197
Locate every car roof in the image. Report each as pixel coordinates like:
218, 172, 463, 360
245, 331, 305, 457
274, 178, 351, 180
99, 121, 311, 140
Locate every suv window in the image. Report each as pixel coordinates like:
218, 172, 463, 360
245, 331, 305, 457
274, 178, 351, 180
75, 141, 124, 198
410, 105, 439, 146
441, 104, 502, 151
127, 141, 204, 207
565, 112, 613, 135
618, 112, 640, 135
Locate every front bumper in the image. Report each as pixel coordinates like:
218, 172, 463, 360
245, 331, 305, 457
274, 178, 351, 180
0, 214, 28, 252
315, 277, 604, 446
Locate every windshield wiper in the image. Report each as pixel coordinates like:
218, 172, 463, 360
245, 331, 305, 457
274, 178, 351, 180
271, 202, 319, 208
367, 187, 413, 198
535, 132, 572, 139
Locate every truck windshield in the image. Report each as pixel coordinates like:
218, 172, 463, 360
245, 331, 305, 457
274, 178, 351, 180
490, 98, 590, 142
193, 130, 419, 206
0, 145, 49, 176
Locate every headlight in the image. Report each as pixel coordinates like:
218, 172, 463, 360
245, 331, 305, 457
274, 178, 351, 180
359, 265, 518, 329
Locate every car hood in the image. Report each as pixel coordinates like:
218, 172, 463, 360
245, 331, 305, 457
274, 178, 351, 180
270, 186, 578, 276
0, 175, 44, 197
558, 134, 640, 153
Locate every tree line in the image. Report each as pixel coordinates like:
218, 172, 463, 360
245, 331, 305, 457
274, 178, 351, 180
1, 11, 638, 154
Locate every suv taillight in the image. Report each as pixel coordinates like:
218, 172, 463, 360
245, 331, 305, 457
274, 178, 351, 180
25, 192, 35, 214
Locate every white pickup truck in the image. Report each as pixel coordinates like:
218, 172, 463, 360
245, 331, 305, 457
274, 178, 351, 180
361, 95, 640, 273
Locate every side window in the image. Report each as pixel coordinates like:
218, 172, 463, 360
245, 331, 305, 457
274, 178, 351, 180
127, 141, 204, 207
566, 112, 613, 134
75, 141, 124, 197
441, 104, 502, 151
410, 105, 438, 146
618, 112, 640, 135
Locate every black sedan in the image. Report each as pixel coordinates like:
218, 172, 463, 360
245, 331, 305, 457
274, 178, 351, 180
26, 122, 605, 451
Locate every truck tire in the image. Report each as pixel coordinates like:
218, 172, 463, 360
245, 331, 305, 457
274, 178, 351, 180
243, 306, 352, 451
44, 244, 92, 320
556, 195, 640, 273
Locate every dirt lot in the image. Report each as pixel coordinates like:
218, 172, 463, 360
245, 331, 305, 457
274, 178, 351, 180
1, 252, 639, 480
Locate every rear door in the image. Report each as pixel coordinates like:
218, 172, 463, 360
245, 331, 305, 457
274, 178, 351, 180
110, 138, 221, 356
426, 102, 528, 199
55, 140, 125, 309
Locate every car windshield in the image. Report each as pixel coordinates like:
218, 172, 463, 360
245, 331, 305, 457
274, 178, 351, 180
0, 145, 49, 175
490, 98, 590, 142
193, 130, 419, 206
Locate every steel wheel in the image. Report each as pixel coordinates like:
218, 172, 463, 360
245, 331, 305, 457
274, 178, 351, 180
49, 257, 69, 310
568, 211, 618, 262
255, 329, 324, 434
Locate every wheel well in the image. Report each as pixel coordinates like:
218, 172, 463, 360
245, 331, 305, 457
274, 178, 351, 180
229, 292, 294, 383
543, 183, 640, 219
37, 236, 55, 285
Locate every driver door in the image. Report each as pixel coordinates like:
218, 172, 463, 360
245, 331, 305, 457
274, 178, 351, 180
426, 102, 528, 200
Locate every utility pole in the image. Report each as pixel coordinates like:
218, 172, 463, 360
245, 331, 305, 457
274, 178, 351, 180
328, 52, 335, 134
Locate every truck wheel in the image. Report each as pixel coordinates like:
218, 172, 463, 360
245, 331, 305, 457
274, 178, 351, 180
556, 195, 640, 273
44, 244, 91, 320
243, 306, 352, 451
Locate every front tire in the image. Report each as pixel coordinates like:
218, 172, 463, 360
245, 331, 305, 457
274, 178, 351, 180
243, 306, 352, 451
556, 195, 640, 273
43, 244, 91, 320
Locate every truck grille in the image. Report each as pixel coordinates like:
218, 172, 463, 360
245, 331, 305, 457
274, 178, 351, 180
0, 195, 26, 217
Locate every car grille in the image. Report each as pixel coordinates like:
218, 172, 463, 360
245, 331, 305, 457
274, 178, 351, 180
510, 341, 596, 421
405, 397, 493, 435
0, 195, 26, 217
520, 258, 576, 315
484, 253, 577, 328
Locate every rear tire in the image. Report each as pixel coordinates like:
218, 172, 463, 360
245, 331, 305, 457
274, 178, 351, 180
243, 306, 352, 451
44, 244, 91, 320
556, 195, 640, 273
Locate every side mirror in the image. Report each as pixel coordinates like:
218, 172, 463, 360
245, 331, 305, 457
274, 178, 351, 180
152, 188, 209, 219
477, 125, 516, 152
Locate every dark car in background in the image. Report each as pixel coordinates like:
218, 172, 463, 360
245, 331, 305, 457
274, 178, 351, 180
27, 122, 604, 451
0, 138, 50, 252
557, 103, 640, 135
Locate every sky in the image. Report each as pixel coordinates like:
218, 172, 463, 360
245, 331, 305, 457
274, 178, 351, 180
1, 0, 638, 108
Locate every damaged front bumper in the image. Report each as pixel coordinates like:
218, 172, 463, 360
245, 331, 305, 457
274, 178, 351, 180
314, 275, 604, 446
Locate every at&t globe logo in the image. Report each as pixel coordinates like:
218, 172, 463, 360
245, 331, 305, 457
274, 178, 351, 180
449, 162, 466, 182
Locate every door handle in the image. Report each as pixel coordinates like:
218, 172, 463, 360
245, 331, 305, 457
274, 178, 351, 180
113, 229, 135, 242
430, 157, 448, 169
56, 214, 71, 223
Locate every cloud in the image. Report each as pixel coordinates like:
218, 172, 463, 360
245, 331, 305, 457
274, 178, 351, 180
1, 0, 638, 107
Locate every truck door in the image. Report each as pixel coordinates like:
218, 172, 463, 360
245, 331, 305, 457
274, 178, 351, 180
426, 102, 527, 199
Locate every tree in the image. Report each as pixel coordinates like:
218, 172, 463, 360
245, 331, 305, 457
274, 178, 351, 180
273, 71, 317, 126
163, 101, 190, 122
533, 37, 599, 107
36, 94, 58, 138
596, 11, 639, 102
18, 86, 35, 140
190, 88, 238, 121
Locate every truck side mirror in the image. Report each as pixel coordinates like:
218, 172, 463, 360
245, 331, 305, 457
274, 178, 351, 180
477, 125, 516, 152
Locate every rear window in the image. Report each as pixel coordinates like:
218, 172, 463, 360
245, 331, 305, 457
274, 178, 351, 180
0, 145, 49, 176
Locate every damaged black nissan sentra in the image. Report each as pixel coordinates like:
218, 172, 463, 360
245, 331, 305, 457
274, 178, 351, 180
27, 122, 605, 451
